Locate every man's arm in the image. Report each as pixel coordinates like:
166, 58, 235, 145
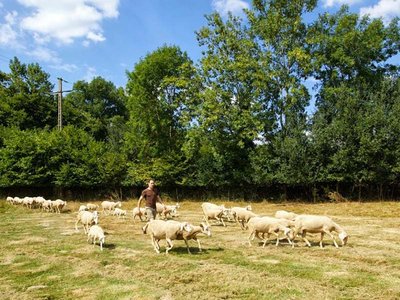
157, 195, 164, 205
137, 195, 144, 209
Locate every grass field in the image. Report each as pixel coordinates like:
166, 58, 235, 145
1, 199, 400, 300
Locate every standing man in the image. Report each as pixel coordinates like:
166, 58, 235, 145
137, 179, 164, 221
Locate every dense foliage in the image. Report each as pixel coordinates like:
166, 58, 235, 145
0, 1, 399, 200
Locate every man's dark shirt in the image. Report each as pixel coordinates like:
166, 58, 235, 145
141, 188, 159, 209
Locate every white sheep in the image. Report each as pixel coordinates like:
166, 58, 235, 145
112, 208, 127, 218
41, 200, 53, 212
101, 201, 121, 215
291, 215, 349, 248
87, 225, 105, 251
22, 197, 34, 209
132, 207, 146, 222
248, 216, 293, 247
201, 203, 227, 227
231, 207, 258, 230
142, 220, 192, 254
6, 196, 13, 204
52, 199, 67, 213
160, 203, 181, 219
86, 203, 99, 211
275, 210, 298, 221
176, 223, 212, 254
79, 205, 88, 212
75, 211, 99, 234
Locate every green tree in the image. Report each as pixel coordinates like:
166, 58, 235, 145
124, 45, 196, 185
0, 57, 56, 129
63, 77, 128, 143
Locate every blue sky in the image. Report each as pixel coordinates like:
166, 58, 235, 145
0, 0, 399, 91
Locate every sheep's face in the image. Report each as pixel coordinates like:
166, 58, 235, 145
200, 223, 212, 237
181, 222, 192, 233
284, 228, 294, 240
339, 232, 348, 246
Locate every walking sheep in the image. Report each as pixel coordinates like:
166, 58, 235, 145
291, 215, 348, 248
87, 225, 105, 251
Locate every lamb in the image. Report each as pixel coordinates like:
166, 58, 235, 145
142, 220, 192, 254
176, 223, 212, 254
248, 216, 293, 247
275, 210, 298, 221
75, 211, 99, 234
231, 207, 258, 230
101, 201, 121, 215
86, 203, 99, 211
41, 200, 53, 212
132, 207, 146, 222
87, 225, 105, 251
112, 208, 127, 218
201, 202, 227, 227
52, 199, 67, 213
291, 215, 349, 248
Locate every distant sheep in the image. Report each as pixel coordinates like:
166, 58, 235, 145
201, 203, 227, 227
112, 208, 127, 218
87, 225, 105, 251
275, 210, 298, 221
142, 220, 192, 254
86, 203, 99, 211
132, 207, 146, 222
52, 199, 67, 213
79, 205, 88, 212
101, 201, 121, 215
292, 215, 348, 248
231, 207, 258, 230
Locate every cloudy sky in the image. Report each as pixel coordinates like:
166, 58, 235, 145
0, 0, 399, 90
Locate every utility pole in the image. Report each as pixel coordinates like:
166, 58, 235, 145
57, 77, 63, 131
56, 77, 72, 131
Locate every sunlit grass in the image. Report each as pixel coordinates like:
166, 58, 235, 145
1, 199, 400, 299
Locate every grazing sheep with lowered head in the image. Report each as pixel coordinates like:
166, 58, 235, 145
75, 211, 99, 234
142, 220, 192, 254
291, 215, 348, 248
87, 225, 105, 251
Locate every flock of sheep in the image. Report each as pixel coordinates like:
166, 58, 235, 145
5, 196, 349, 254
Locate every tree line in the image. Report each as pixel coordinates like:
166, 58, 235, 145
1, 1, 399, 201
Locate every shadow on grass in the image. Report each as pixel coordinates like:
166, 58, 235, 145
103, 243, 117, 250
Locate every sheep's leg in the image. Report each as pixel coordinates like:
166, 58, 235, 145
165, 238, 173, 254
274, 232, 280, 246
150, 235, 160, 254
203, 215, 211, 227
184, 239, 192, 254
319, 232, 325, 248
195, 238, 202, 252
248, 231, 256, 246
301, 232, 311, 247
324, 230, 339, 248
75, 220, 80, 231
262, 233, 271, 248
220, 217, 226, 227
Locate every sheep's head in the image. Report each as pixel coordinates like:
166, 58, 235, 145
284, 227, 294, 240
339, 232, 348, 246
180, 222, 192, 233
93, 211, 99, 224
200, 223, 212, 237
246, 205, 252, 211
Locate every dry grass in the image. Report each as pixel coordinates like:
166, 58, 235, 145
1, 199, 400, 299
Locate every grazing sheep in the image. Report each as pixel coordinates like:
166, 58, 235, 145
112, 208, 127, 218
101, 201, 121, 215
86, 203, 99, 211
231, 207, 258, 230
201, 203, 227, 227
156, 202, 180, 219
52, 199, 67, 213
142, 220, 192, 254
41, 200, 53, 212
292, 215, 349, 248
22, 197, 34, 209
79, 205, 88, 212
87, 225, 105, 251
275, 210, 298, 221
75, 211, 99, 234
248, 216, 293, 247
176, 223, 212, 254
132, 207, 146, 222
33, 196, 46, 209
6, 196, 13, 204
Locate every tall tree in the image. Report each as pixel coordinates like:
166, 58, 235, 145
124, 45, 195, 185
63, 77, 128, 143
0, 57, 56, 129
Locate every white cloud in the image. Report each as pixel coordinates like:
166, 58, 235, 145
29, 46, 59, 63
212, 0, 249, 16
0, 11, 19, 46
84, 66, 97, 81
49, 63, 78, 73
323, 0, 362, 8
17, 0, 119, 45
360, 0, 400, 23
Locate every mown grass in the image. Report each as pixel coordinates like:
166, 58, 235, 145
1, 199, 400, 299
